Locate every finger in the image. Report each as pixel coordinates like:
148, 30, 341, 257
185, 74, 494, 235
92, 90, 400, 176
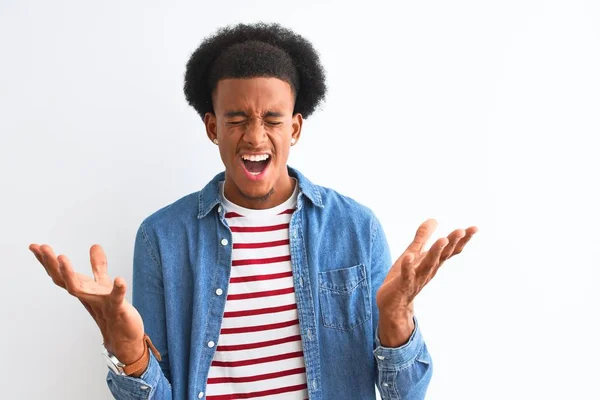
110, 277, 127, 306
399, 254, 417, 296
415, 237, 448, 278
89, 244, 109, 282
387, 252, 416, 289
405, 219, 438, 253
385, 251, 416, 284
39, 245, 66, 288
30, 244, 51, 277
57, 254, 81, 295
393, 252, 415, 275
440, 229, 466, 261
29, 244, 46, 266
453, 226, 478, 255
402, 253, 415, 267
383, 252, 420, 305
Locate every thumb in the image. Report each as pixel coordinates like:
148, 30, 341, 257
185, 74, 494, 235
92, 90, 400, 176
402, 253, 415, 267
385, 252, 416, 284
110, 277, 127, 306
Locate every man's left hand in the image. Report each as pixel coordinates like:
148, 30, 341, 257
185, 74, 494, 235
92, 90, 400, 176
376, 219, 478, 347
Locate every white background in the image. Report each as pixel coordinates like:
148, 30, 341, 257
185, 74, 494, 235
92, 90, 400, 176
1, 0, 599, 398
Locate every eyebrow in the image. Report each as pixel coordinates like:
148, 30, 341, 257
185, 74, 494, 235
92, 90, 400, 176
223, 111, 285, 118
224, 111, 247, 118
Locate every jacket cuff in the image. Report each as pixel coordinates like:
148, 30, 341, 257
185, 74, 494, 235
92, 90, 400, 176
374, 316, 424, 369
106, 351, 161, 399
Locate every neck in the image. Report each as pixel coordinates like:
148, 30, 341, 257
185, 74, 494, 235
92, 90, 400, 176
223, 174, 296, 210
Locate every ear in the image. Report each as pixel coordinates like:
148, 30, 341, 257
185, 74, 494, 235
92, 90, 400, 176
291, 113, 303, 145
204, 112, 217, 143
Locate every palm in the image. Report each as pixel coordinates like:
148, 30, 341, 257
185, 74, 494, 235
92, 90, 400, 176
73, 271, 111, 293
376, 219, 478, 316
29, 243, 144, 351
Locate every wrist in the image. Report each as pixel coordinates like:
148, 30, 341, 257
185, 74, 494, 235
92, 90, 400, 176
105, 340, 146, 365
378, 310, 415, 348
103, 334, 160, 378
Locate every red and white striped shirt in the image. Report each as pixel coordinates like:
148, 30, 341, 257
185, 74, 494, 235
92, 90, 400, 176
205, 181, 308, 400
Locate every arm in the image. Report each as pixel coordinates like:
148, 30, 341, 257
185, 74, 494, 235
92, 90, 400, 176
370, 215, 432, 400
371, 216, 477, 400
106, 221, 172, 399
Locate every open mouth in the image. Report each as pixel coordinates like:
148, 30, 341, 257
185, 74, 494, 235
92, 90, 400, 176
241, 154, 271, 176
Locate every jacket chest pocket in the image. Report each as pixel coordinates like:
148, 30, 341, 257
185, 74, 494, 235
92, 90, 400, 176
318, 264, 370, 331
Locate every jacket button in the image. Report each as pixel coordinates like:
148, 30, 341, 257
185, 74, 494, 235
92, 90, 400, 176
207, 341, 215, 348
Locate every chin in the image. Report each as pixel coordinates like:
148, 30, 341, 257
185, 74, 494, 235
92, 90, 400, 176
238, 181, 274, 200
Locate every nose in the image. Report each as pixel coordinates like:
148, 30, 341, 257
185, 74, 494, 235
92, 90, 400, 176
242, 117, 268, 147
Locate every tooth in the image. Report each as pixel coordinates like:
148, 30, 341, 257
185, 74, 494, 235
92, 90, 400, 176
242, 154, 269, 161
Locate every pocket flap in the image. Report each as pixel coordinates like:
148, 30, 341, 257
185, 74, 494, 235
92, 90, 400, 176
318, 264, 366, 292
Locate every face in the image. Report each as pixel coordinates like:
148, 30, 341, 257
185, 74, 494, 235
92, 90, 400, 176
204, 77, 303, 209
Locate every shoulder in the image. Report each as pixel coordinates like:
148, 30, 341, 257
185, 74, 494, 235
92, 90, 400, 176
292, 166, 378, 226
311, 183, 378, 228
140, 191, 201, 233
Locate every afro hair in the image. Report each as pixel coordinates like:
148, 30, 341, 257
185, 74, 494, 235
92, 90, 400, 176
183, 22, 327, 119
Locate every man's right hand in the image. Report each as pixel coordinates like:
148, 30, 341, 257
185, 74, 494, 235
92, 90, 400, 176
29, 243, 146, 366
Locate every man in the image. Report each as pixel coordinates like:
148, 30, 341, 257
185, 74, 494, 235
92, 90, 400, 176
30, 23, 476, 399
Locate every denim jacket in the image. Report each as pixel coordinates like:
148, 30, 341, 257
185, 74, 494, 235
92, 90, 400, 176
106, 166, 432, 399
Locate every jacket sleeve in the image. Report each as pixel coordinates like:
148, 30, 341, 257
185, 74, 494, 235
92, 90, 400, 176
105, 221, 173, 399
370, 214, 433, 400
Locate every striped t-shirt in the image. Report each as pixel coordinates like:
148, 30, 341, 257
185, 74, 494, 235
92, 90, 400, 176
205, 181, 308, 400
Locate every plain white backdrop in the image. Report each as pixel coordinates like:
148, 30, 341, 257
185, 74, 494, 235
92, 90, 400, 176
1, 0, 599, 398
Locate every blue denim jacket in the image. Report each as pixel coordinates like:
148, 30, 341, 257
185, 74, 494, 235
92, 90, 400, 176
106, 167, 432, 399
